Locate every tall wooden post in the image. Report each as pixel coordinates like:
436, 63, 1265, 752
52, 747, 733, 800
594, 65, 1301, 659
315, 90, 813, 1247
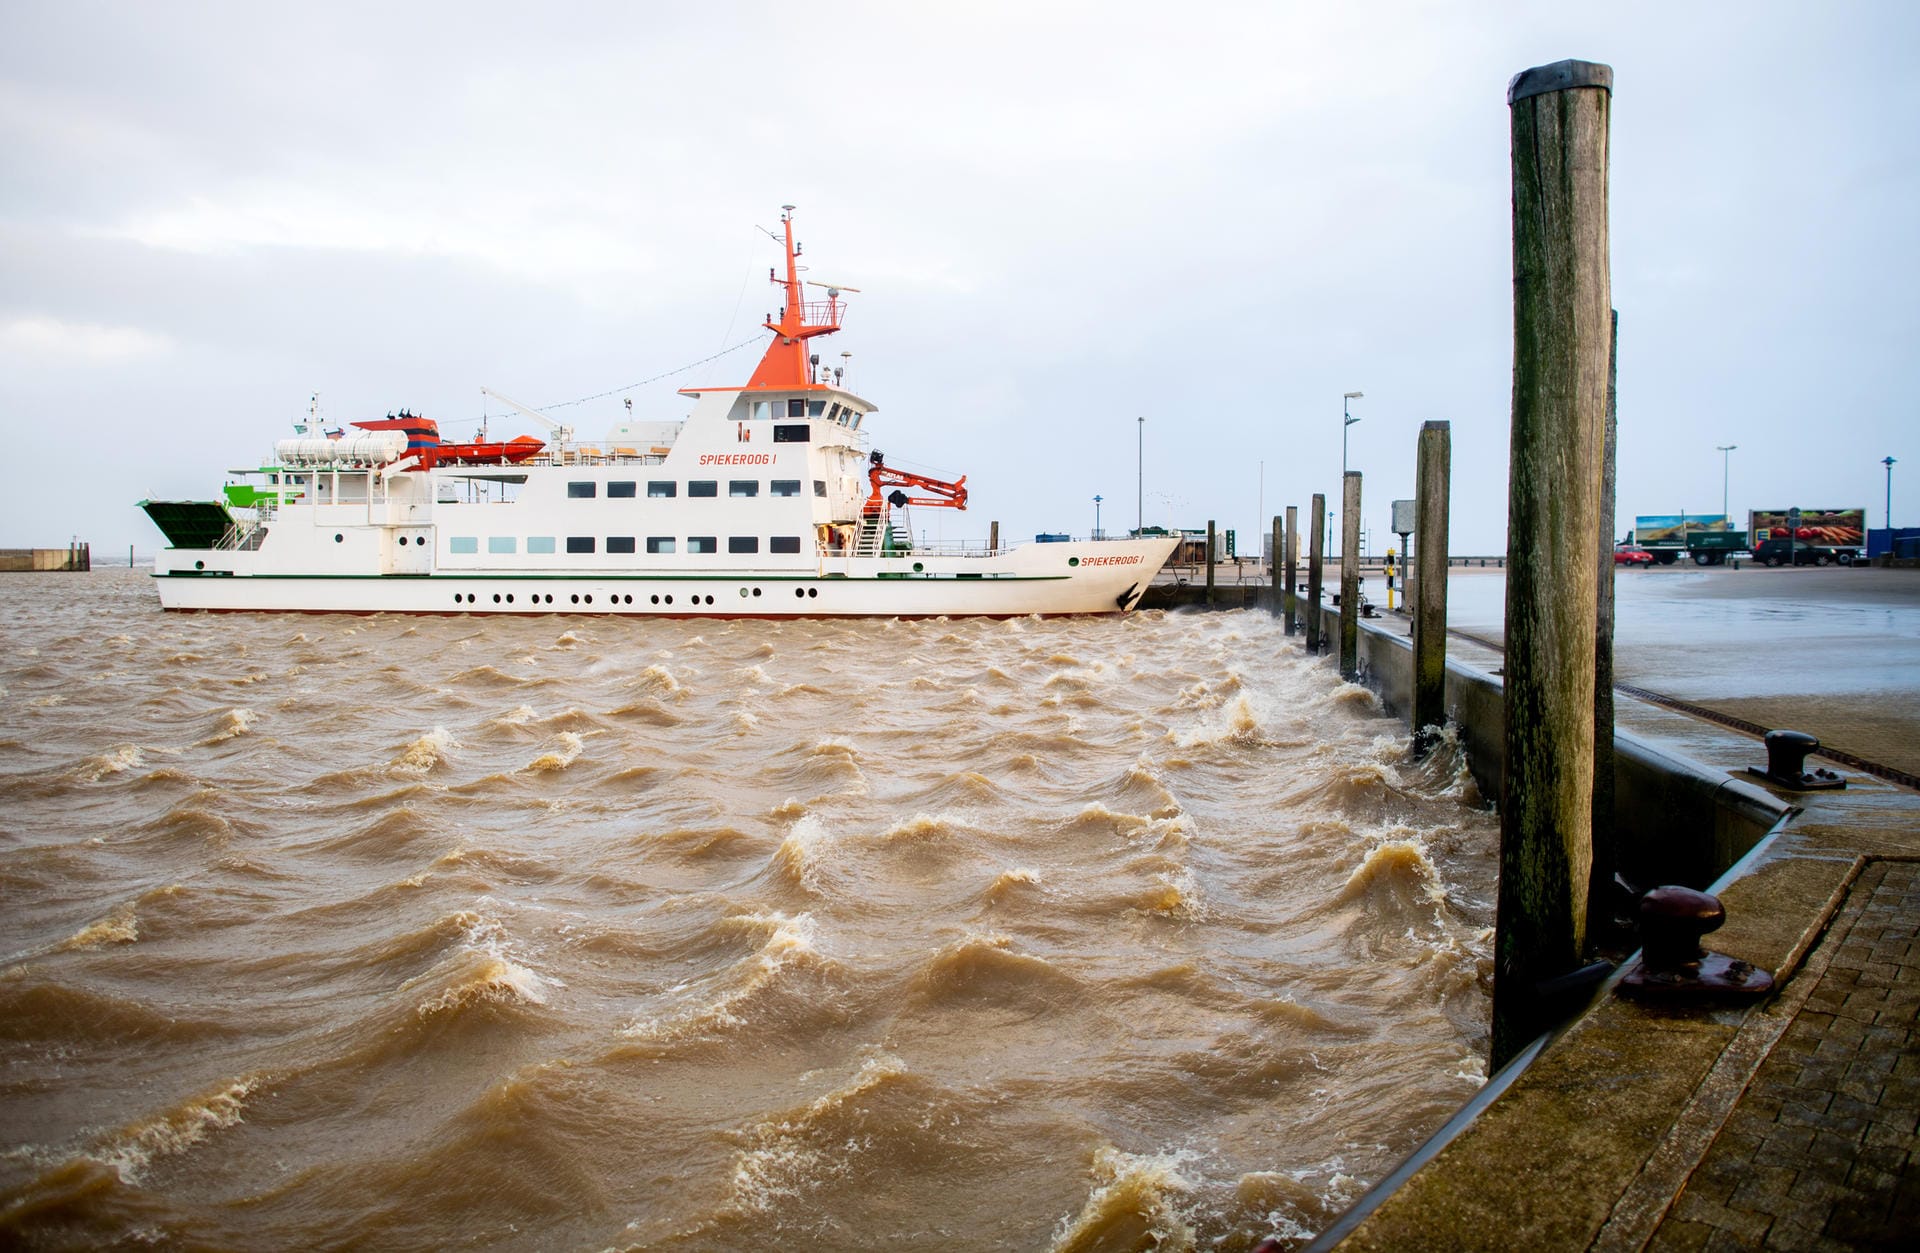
1305, 493, 1326, 652
1339, 472, 1362, 679
1590, 310, 1620, 931
1205, 520, 1216, 607
1284, 505, 1300, 634
989, 520, 1000, 553
1492, 58, 1613, 1069
1270, 515, 1284, 617
1412, 421, 1452, 751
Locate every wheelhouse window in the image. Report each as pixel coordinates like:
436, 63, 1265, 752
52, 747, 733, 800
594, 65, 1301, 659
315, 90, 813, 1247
807, 400, 826, 417
488, 536, 517, 554
770, 536, 802, 554
608, 481, 637, 498
646, 537, 676, 554
729, 480, 759, 498
751, 400, 772, 421
647, 481, 676, 498
729, 536, 759, 554
567, 482, 596, 499
688, 480, 718, 498
774, 424, 809, 443
688, 536, 717, 554
528, 536, 556, 554
787, 398, 805, 417
449, 536, 479, 554
567, 536, 595, 554
606, 536, 636, 554
814, 480, 827, 497
771, 479, 801, 497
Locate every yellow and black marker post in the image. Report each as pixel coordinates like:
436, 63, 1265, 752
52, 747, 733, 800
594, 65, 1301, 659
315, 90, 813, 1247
1384, 548, 1397, 611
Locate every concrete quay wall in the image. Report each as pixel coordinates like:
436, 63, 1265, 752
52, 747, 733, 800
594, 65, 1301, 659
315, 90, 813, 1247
0, 545, 90, 572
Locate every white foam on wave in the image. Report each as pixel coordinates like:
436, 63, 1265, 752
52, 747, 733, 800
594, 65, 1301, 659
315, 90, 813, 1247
1050, 1145, 1201, 1252
525, 730, 584, 772
635, 664, 681, 696
390, 727, 455, 774
727, 1049, 908, 1213
93, 1077, 257, 1183
76, 743, 145, 781
623, 910, 818, 1039
774, 814, 835, 891
198, 707, 256, 745
61, 903, 139, 950
1170, 690, 1267, 748
412, 909, 550, 1015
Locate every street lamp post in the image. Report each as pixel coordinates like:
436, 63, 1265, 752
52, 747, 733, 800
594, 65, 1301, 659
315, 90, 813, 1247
1887, 456, 1899, 555
1136, 417, 1144, 536
1342, 391, 1364, 478
1717, 444, 1738, 523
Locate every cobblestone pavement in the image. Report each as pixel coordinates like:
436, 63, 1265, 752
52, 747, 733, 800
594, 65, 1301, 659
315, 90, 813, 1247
1649, 859, 1920, 1251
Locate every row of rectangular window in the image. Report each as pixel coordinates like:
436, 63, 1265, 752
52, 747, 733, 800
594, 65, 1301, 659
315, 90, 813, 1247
448, 536, 804, 555
568, 479, 824, 499
742, 399, 860, 425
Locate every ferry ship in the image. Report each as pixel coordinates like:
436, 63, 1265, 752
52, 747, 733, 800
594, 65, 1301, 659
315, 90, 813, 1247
139, 208, 1177, 617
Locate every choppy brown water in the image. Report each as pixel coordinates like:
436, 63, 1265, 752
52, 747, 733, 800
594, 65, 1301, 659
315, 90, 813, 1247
1, 569, 1497, 1250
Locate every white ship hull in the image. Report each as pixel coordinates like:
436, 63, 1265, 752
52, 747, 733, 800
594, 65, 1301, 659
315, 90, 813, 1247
150, 540, 1173, 617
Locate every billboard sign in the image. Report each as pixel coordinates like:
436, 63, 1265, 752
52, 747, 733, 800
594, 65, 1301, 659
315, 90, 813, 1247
1747, 508, 1865, 545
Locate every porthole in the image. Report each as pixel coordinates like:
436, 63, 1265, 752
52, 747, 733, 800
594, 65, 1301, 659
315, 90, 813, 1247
705, 595, 716, 605
194, 560, 205, 570
467, 593, 477, 603
454, 593, 462, 605
651, 594, 660, 604
752, 588, 762, 597
664, 595, 673, 605
397, 536, 407, 546
493, 593, 501, 603
571, 594, 579, 604
334, 533, 344, 543
807, 587, 818, 598
1068, 556, 1081, 567
795, 588, 805, 598
912, 561, 924, 573
584, 595, 593, 605
506, 594, 514, 604
624, 594, 633, 604
739, 587, 749, 598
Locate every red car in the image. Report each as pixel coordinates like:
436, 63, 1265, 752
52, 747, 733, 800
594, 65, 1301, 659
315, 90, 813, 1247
1613, 544, 1654, 566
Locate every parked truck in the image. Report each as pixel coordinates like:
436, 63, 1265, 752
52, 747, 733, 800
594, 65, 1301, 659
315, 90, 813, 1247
1631, 514, 1748, 566
1747, 508, 1866, 567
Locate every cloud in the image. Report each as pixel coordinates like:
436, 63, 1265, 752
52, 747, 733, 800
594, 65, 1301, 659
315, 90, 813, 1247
0, 314, 172, 363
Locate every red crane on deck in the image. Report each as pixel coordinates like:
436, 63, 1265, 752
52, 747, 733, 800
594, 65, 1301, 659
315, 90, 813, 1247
864, 451, 967, 516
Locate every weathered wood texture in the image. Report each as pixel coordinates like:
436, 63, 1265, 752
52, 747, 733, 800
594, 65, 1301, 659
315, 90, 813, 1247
1340, 471, 1362, 680
1493, 59, 1613, 1069
1284, 505, 1300, 634
1270, 515, 1284, 619
1306, 493, 1326, 652
1205, 520, 1217, 607
1592, 309, 1620, 929
1412, 421, 1452, 749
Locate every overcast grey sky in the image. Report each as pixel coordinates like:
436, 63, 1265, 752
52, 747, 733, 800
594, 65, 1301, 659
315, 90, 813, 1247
2, 1, 1914, 558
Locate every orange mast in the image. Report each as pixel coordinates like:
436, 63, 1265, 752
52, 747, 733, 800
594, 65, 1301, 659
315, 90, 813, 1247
744, 205, 844, 391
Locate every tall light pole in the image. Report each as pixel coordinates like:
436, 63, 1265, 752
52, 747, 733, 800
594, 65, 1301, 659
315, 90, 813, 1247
1717, 444, 1737, 523
1093, 494, 1103, 540
1136, 417, 1144, 535
1342, 391, 1364, 478
1887, 456, 1899, 553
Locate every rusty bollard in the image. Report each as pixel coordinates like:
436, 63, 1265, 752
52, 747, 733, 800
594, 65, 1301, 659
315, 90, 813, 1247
1620, 885, 1774, 1000
1746, 728, 1846, 791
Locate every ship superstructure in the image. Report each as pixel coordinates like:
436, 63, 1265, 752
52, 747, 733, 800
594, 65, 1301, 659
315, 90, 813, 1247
140, 208, 1176, 616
